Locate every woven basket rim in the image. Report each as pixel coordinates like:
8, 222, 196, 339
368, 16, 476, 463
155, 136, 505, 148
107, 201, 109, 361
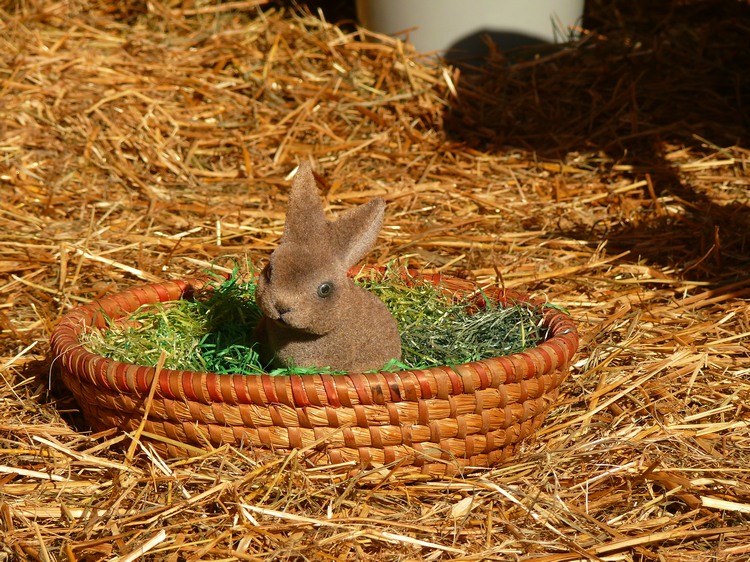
50, 269, 579, 406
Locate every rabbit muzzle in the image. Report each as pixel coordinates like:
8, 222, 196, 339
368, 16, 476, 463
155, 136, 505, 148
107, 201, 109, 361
272, 307, 301, 330
264, 297, 332, 335
265, 300, 295, 326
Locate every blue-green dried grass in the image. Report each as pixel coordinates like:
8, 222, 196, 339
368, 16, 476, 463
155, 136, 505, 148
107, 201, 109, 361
365, 273, 548, 368
83, 268, 548, 376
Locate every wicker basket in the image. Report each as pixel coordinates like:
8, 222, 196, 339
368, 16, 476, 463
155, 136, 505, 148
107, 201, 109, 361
50, 272, 578, 477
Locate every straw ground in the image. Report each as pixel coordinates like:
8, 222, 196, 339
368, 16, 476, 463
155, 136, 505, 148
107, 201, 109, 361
1, 0, 749, 559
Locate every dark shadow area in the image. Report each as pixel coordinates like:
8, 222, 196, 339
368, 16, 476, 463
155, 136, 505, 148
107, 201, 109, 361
276, 0, 358, 28
36, 358, 92, 433
444, 0, 750, 284
444, 30, 563, 68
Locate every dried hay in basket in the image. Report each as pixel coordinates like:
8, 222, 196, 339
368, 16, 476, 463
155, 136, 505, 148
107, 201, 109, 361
1, 0, 749, 559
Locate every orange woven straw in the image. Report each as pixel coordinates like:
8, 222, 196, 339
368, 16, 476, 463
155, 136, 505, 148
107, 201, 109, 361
50, 272, 578, 477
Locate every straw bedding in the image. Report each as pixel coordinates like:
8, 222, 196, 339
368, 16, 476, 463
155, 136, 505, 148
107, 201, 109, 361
1, 0, 749, 559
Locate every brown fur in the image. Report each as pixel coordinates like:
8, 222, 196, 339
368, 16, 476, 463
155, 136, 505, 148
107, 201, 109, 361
254, 162, 402, 372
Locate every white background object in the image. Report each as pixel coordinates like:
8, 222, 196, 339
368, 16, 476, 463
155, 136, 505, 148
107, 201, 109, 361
356, 0, 585, 54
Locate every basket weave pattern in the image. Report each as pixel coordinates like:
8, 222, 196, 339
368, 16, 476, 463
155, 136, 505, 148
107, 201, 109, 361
51, 275, 578, 477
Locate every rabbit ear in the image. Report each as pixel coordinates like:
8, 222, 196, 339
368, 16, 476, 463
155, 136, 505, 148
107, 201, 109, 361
330, 197, 385, 267
284, 161, 326, 241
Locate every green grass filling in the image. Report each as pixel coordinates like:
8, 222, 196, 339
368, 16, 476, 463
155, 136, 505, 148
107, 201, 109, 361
82, 265, 551, 375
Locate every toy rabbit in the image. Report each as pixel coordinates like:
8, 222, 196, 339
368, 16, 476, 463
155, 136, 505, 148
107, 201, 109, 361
254, 161, 402, 372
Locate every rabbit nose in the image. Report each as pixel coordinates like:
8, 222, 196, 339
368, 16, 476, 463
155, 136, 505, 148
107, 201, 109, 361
275, 304, 292, 321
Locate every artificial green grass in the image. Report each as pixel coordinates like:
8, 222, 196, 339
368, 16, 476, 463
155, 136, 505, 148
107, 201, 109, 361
82, 266, 550, 375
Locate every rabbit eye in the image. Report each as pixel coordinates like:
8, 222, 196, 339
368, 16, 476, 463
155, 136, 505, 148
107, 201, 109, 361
264, 263, 273, 281
317, 282, 333, 298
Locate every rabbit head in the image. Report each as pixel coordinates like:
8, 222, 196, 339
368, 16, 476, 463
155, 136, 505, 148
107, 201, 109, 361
254, 161, 402, 372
